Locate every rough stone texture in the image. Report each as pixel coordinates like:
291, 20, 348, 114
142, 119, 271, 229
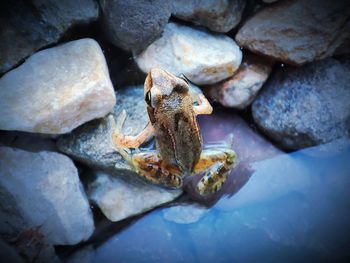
236, 0, 350, 65
88, 172, 182, 222
0, 38, 115, 134
252, 58, 350, 150
0, 147, 95, 245
172, 0, 246, 33
0, 0, 99, 74
205, 53, 274, 109
99, 0, 172, 53
57, 86, 148, 175
135, 22, 242, 85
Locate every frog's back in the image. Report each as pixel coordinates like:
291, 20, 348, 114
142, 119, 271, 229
154, 93, 202, 173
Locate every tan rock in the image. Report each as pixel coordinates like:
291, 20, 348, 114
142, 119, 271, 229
135, 22, 242, 85
0, 38, 115, 134
236, 0, 350, 65
205, 54, 274, 109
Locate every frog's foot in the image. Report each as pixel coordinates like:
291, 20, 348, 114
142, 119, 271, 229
131, 150, 183, 189
194, 148, 237, 195
111, 110, 155, 149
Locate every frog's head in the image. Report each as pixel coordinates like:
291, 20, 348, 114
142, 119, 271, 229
144, 68, 189, 109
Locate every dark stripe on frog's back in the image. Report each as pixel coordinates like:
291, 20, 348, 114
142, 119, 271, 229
155, 110, 202, 174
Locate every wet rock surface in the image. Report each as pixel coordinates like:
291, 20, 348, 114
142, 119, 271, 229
252, 58, 350, 150
173, 0, 246, 33
0, 147, 95, 245
135, 22, 242, 85
0, 39, 115, 134
236, 0, 350, 65
0, 0, 99, 74
205, 53, 274, 109
100, 0, 172, 53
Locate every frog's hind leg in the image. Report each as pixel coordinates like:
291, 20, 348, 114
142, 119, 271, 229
131, 150, 183, 189
194, 148, 237, 195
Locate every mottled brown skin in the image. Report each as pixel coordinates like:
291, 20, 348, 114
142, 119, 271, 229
112, 68, 237, 195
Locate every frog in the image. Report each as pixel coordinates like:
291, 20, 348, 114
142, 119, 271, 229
112, 68, 237, 195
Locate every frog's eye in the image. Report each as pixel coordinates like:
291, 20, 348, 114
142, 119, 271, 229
145, 90, 152, 107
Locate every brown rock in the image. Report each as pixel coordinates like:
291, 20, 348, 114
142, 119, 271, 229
236, 0, 350, 65
204, 53, 274, 109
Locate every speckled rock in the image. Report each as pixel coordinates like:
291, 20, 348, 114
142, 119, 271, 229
99, 0, 172, 53
252, 58, 350, 150
205, 53, 274, 109
236, 0, 350, 65
172, 0, 246, 33
0, 0, 99, 74
135, 22, 242, 85
88, 172, 181, 222
0, 147, 95, 245
0, 38, 115, 134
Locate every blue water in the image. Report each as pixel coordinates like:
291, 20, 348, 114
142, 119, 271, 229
91, 139, 350, 263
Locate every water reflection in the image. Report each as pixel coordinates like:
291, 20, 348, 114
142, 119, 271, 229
86, 138, 350, 263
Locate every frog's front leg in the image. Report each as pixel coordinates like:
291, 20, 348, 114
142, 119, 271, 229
112, 110, 154, 148
194, 148, 237, 195
131, 150, 183, 189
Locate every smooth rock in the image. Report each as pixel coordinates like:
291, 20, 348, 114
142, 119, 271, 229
162, 204, 208, 224
135, 22, 242, 85
88, 172, 182, 222
0, 147, 95, 245
99, 0, 172, 53
236, 0, 350, 65
173, 0, 246, 33
0, 38, 115, 134
204, 53, 274, 109
252, 58, 350, 150
0, 0, 99, 74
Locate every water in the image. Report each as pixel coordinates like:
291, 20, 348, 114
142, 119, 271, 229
73, 139, 350, 262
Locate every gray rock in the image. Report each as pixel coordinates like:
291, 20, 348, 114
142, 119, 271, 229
0, 147, 95, 245
135, 22, 242, 85
88, 172, 181, 222
236, 0, 350, 65
57, 86, 148, 175
205, 53, 274, 109
252, 58, 350, 150
99, 0, 172, 53
173, 0, 246, 33
0, 0, 99, 74
0, 38, 115, 134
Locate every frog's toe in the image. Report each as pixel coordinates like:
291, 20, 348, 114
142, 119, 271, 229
165, 174, 183, 189
197, 164, 228, 195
